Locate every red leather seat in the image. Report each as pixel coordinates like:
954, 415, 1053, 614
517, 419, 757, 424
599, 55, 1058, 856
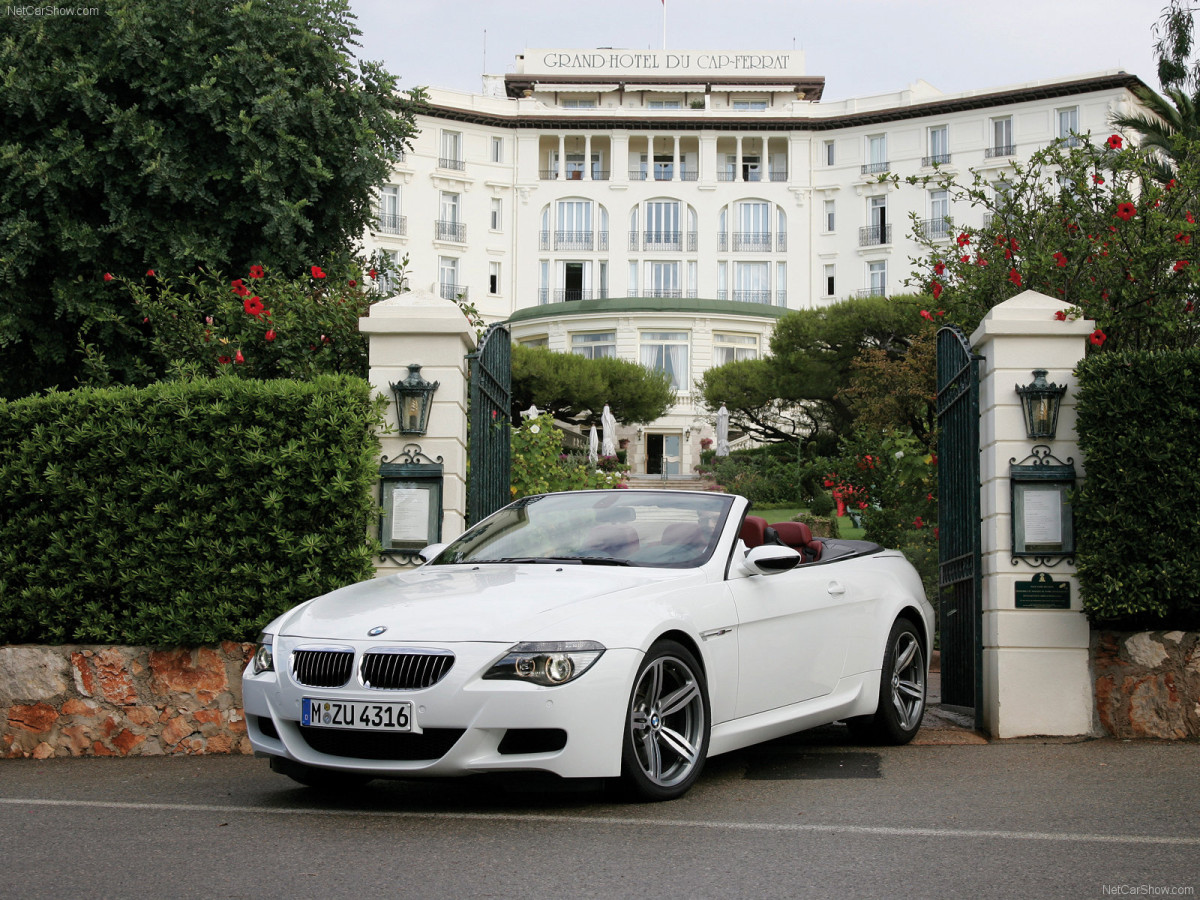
771, 521, 823, 562
739, 515, 768, 549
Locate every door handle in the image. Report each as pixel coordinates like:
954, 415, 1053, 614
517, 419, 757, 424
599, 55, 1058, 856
827, 581, 846, 596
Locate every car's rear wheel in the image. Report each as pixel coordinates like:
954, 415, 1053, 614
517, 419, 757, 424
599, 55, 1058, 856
269, 756, 374, 791
619, 640, 710, 802
847, 618, 926, 745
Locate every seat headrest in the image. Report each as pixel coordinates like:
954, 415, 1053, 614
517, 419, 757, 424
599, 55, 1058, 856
772, 521, 814, 547
739, 515, 768, 548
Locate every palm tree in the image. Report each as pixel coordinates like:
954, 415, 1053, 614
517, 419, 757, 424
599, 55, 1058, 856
1111, 83, 1200, 181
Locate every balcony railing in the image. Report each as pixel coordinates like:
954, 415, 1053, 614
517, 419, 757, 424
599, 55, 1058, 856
861, 161, 890, 175
732, 232, 773, 252
435, 220, 466, 242
681, 169, 699, 181
777, 233, 787, 252
985, 144, 1016, 158
539, 289, 596, 303
1060, 135, 1083, 148
769, 170, 788, 182
439, 282, 468, 302
858, 224, 892, 246
540, 168, 558, 180
375, 213, 407, 236
629, 231, 698, 252
544, 230, 608, 251
438, 157, 465, 171
629, 169, 648, 181
641, 289, 698, 299
715, 289, 775, 305
856, 286, 886, 298
922, 153, 952, 167
918, 217, 952, 240
716, 170, 765, 182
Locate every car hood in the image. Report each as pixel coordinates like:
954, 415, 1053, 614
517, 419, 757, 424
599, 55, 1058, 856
277, 564, 695, 643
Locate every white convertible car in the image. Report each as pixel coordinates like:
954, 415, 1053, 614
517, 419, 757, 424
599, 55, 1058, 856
243, 489, 933, 801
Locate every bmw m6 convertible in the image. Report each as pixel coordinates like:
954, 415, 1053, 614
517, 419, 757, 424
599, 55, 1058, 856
243, 489, 933, 800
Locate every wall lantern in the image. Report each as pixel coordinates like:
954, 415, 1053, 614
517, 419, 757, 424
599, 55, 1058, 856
390, 364, 440, 435
1015, 370, 1067, 440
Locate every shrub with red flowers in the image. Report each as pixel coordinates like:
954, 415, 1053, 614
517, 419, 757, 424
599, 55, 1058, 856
114, 260, 390, 382
902, 132, 1200, 351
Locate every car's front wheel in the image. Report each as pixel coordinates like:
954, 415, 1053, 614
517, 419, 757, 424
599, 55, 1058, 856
620, 640, 710, 802
847, 618, 926, 745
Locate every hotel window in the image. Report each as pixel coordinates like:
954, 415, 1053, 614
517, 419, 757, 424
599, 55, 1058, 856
927, 126, 949, 165
647, 261, 681, 297
733, 99, 768, 111
438, 256, 459, 301
645, 200, 681, 246
1057, 107, 1080, 145
824, 264, 835, 298
377, 250, 400, 293
490, 198, 502, 231
377, 185, 402, 234
628, 261, 639, 295
562, 98, 597, 108
990, 117, 1014, 153
648, 99, 682, 109
865, 134, 888, 173
928, 190, 950, 239
823, 199, 836, 233
490, 136, 503, 163
437, 191, 462, 241
520, 336, 549, 348
713, 333, 758, 366
867, 260, 887, 296
735, 261, 770, 304
824, 140, 835, 166
571, 332, 616, 359
489, 262, 500, 296
640, 331, 690, 390
776, 261, 786, 305
599, 261, 608, 299
440, 130, 463, 169
539, 260, 549, 304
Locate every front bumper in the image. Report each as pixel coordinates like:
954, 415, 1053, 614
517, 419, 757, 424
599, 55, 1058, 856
242, 638, 641, 780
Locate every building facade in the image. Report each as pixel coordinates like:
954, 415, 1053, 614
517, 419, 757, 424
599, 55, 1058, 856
361, 49, 1145, 477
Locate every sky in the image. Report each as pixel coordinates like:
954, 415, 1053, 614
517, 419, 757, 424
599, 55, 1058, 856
347, 0, 1166, 101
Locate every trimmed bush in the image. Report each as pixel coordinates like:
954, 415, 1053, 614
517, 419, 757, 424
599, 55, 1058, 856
1075, 349, 1200, 627
0, 376, 384, 645
708, 443, 804, 505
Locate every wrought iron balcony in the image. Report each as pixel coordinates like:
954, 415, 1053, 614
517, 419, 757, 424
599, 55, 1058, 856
858, 224, 892, 246
642, 289, 698, 299
985, 144, 1016, 158
918, 217, 952, 240
769, 170, 788, 182
439, 282, 468, 302
681, 169, 699, 181
552, 230, 609, 251
375, 213, 407, 236
776, 233, 787, 252
629, 169, 648, 181
593, 170, 611, 181
861, 161, 890, 175
855, 286, 886, 298
717, 170, 736, 182
540, 168, 558, 180
776, 289, 787, 305
732, 232, 773, 252
922, 153, 952, 167
549, 289, 595, 302
730, 290, 773, 305
644, 231, 682, 251
435, 220, 466, 242
439, 157, 465, 171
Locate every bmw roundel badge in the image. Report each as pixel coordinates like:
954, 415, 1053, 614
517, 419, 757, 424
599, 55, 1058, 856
367, 625, 388, 637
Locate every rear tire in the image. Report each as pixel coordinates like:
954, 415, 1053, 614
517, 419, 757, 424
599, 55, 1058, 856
269, 756, 374, 791
847, 618, 926, 745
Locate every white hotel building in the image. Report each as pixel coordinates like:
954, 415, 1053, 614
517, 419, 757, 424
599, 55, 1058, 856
362, 49, 1146, 477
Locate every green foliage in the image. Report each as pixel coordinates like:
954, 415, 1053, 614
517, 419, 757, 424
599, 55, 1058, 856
509, 414, 628, 499
903, 136, 1200, 350
0, 0, 423, 397
511, 345, 674, 426
109, 263, 381, 383
699, 293, 930, 446
706, 444, 805, 505
0, 376, 384, 644
1074, 349, 1200, 626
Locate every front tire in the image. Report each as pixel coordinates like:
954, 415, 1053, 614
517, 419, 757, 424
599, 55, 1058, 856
847, 618, 926, 745
619, 640, 710, 802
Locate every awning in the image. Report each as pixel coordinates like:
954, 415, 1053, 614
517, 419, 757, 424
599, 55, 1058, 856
622, 84, 707, 93
534, 83, 620, 93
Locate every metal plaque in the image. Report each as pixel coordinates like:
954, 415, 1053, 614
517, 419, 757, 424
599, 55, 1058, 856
1014, 573, 1071, 610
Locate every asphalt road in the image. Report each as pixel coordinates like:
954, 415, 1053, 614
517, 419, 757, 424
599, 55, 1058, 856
1, 730, 1197, 900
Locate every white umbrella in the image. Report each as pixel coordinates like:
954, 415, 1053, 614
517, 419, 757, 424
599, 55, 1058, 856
601, 404, 617, 457
588, 424, 599, 465
715, 403, 730, 457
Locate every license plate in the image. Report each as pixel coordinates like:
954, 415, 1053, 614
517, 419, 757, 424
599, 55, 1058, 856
302, 698, 416, 732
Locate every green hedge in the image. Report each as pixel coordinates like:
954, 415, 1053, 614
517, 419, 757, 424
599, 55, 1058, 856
0, 376, 384, 645
704, 443, 805, 505
1075, 350, 1200, 627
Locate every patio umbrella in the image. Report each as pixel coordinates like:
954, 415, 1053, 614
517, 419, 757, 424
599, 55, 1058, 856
715, 403, 730, 457
601, 404, 617, 457
588, 423, 599, 465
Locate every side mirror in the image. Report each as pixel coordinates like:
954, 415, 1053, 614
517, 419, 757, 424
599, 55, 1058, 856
741, 544, 802, 575
417, 543, 448, 564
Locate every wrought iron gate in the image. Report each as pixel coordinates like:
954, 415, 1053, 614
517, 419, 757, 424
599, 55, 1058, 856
936, 325, 982, 725
467, 323, 511, 525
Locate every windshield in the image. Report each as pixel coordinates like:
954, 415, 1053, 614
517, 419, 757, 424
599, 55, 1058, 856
431, 490, 735, 568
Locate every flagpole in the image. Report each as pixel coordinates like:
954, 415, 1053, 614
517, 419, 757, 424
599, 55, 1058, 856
661, 0, 667, 50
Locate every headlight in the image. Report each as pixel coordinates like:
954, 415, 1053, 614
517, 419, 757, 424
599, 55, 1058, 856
483, 641, 605, 686
252, 633, 274, 674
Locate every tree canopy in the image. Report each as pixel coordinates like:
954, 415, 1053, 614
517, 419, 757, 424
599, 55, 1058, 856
510, 345, 675, 427
0, 0, 423, 397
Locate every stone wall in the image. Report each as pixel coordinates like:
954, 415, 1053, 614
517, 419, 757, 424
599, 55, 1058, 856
0, 644, 254, 759
1092, 631, 1200, 740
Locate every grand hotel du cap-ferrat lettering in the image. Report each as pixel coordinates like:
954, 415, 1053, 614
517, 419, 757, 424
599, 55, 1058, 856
527, 50, 803, 76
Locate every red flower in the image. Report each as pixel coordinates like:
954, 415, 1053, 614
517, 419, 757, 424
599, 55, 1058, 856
934, 527, 940, 539
349, 279, 357, 287
977, 256, 989, 267
1174, 259, 1190, 272
1189, 212, 1196, 225
1178, 233, 1192, 245
920, 309, 933, 321
934, 261, 946, 275
1010, 238, 1019, 251
103, 272, 113, 282
823, 479, 835, 488
931, 281, 943, 300
311, 266, 326, 279
1106, 134, 1123, 150
368, 268, 378, 280
926, 493, 935, 502
959, 255, 970, 264
1114, 203, 1137, 221
1090, 329, 1107, 347
264, 329, 276, 342
937, 310, 945, 317
1167, 179, 1177, 190
956, 233, 970, 247
248, 265, 265, 279
1008, 268, 1022, 286
913, 517, 925, 529
321, 334, 331, 344
231, 279, 250, 297
145, 269, 155, 277
1053, 251, 1068, 267
856, 501, 868, 510
1093, 174, 1105, 184
243, 295, 265, 317
1054, 310, 1067, 321
234, 350, 245, 364
218, 355, 231, 365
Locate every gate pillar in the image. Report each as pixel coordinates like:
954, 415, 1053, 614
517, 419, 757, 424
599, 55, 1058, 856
361, 289, 477, 574
970, 290, 1096, 737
